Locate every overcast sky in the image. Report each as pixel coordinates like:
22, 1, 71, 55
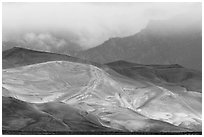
3, 2, 201, 50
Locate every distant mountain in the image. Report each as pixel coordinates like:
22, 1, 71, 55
77, 16, 202, 71
2, 40, 82, 57
2, 47, 89, 69
106, 60, 202, 93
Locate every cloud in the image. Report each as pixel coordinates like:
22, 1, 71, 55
2, 2, 201, 49
20, 33, 67, 52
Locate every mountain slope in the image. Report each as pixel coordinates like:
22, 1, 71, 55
2, 47, 89, 69
77, 16, 202, 71
2, 38, 82, 56
3, 96, 116, 132
106, 61, 202, 93
3, 60, 202, 132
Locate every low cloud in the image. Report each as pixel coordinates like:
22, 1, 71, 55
21, 33, 67, 52
3, 2, 202, 50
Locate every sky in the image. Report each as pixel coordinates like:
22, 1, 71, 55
2, 2, 202, 51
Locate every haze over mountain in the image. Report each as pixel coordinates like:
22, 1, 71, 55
3, 3, 201, 50
2, 34, 82, 56
2, 2, 202, 134
77, 15, 202, 71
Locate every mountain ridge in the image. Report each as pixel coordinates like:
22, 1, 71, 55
2, 48, 202, 132
77, 17, 202, 71
2, 47, 90, 69
3, 60, 201, 132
